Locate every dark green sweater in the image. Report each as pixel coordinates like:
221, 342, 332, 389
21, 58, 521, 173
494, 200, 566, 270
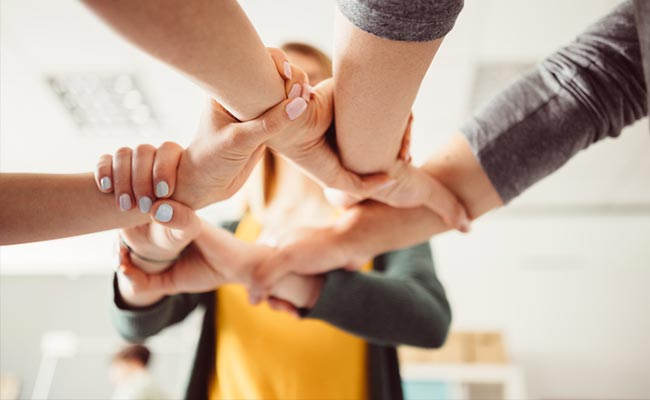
111, 221, 451, 400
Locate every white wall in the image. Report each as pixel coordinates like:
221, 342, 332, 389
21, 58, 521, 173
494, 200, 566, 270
1, 0, 649, 399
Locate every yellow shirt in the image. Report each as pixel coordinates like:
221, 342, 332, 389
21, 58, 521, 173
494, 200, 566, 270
209, 215, 369, 400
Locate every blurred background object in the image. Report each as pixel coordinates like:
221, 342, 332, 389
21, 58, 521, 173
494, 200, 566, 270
1, 0, 649, 399
110, 344, 167, 400
0, 374, 21, 400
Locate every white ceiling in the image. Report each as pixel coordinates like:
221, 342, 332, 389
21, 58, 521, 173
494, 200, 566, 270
1, 0, 648, 272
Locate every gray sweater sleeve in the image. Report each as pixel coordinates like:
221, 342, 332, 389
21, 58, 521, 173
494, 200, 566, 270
305, 242, 452, 348
462, 1, 647, 203
110, 276, 204, 343
337, 0, 464, 41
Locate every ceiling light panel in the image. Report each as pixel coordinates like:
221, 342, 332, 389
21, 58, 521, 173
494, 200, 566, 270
47, 73, 158, 134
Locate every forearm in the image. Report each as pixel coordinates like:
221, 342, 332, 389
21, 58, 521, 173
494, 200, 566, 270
0, 173, 147, 245
333, 9, 442, 173
336, 134, 502, 258
82, 0, 284, 120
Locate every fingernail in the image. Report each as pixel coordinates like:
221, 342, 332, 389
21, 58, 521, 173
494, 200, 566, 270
285, 97, 307, 120
377, 179, 398, 191
138, 196, 152, 214
119, 194, 132, 211
154, 203, 173, 222
459, 216, 471, 233
100, 177, 112, 191
155, 181, 169, 197
288, 83, 302, 99
282, 61, 292, 79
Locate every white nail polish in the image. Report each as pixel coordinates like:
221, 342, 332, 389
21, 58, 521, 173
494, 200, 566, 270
283, 61, 292, 79
100, 177, 112, 190
155, 181, 169, 197
138, 196, 152, 213
155, 203, 173, 222
119, 194, 132, 211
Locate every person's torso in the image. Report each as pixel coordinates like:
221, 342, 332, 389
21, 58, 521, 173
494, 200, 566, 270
209, 215, 369, 400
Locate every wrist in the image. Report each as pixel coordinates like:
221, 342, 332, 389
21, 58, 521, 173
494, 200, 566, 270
331, 214, 374, 267
120, 237, 180, 274
116, 272, 165, 309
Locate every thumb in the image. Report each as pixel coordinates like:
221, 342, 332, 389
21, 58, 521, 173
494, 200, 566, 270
150, 200, 202, 244
235, 96, 308, 144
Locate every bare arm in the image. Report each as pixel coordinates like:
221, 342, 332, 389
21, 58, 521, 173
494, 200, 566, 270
82, 0, 284, 120
333, 10, 443, 173
337, 134, 502, 260
0, 173, 148, 245
250, 133, 501, 292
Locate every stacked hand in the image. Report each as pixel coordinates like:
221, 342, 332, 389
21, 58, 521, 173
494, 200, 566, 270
97, 48, 469, 315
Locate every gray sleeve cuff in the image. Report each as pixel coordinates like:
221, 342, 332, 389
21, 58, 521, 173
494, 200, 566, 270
337, 0, 464, 42
110, 275, 201, 342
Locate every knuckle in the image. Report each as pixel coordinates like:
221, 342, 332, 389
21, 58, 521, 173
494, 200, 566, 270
260, 116, 281, 136
114, 147, 133, 159
159, 141, 181, 152
131, 177, 150, 192
134, 144, 155, 157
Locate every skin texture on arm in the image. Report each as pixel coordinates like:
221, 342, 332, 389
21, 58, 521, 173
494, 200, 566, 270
82, 0, 284, 120
0, 173, 148, 245
333, 9, 444, 174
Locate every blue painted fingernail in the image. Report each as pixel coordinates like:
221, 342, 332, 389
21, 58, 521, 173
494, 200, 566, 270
155, 181, 169, 197
119, 194, 132, 211
154, 203, 173, 222
138, 196, 152, 213
100, 177, 112, 191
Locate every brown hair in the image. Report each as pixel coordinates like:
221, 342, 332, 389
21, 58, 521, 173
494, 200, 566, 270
261, 43, 333, 205
113, 344, 151, 367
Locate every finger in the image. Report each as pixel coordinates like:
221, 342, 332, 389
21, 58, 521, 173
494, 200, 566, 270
250, 255, 294, 304
323, 188, 361, 209
234, 96, 308, 147
267, 297, 300, 319
95, 154, 114, 193
267, 47, 292, 80
421, 173, 471, 232
333, 171, 392, 199
113, 147, 134, 211
153, 141, 183, 199
267, 47, 310, 101
150, 200, 202, 243
131, 144, 156, 214
398, 114, 413, 162
286, 64, 310, 101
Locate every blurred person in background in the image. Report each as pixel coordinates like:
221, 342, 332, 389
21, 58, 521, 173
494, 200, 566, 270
110, 344, 167, 400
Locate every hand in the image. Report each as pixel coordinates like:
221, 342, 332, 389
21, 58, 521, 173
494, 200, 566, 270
264, 49, 390, 199
323, 115, 471, 232
171, 47, 324, 209
116, 199, 324, 313
116, 199, 263, 307
249, 225, 360, 304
